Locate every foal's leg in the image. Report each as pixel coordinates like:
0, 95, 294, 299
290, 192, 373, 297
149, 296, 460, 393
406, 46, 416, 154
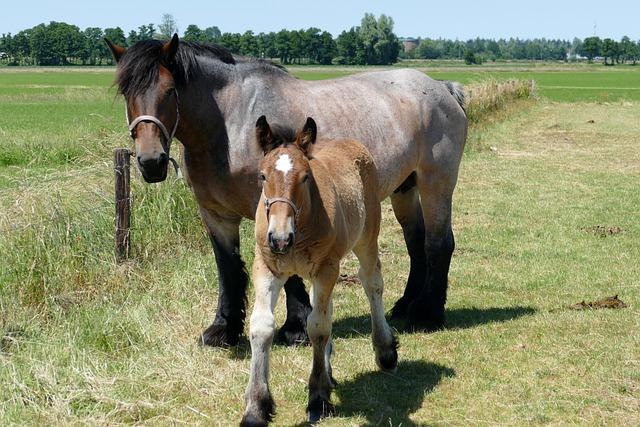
306, 265, 339, 423
199, 211, 248, 347
353, 244, 398, 372
408, 170, 456, 331
242, 250, 285, 426
389, 181, 427, 320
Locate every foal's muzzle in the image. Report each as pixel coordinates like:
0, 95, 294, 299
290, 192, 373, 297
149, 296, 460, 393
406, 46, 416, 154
137, 151, 169, 183
268, 231, 294, 254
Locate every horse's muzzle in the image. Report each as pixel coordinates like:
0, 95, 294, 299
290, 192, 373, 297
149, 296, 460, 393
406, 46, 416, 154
137, 152, 169, 183
268, 232, 294, 254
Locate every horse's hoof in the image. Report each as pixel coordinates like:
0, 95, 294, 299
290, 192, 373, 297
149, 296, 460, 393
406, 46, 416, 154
307, 397, 335, 423
376, 335, 399, 372
199, 322, 240, 347
240, 394, 275, 427
389, 296, 409, 320
406, 302, 445, 332
276, 319, 309, 346
240, 413, 268, 427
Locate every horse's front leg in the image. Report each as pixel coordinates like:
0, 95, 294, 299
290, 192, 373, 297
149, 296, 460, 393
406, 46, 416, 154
306, 264, 338, 423
241, 250, 285, 426
199, 210, 249, 347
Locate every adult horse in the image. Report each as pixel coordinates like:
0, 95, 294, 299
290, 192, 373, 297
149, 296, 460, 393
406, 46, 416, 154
105, 35, 467, 347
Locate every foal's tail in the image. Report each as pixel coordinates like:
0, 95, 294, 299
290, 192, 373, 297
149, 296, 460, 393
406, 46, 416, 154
442, 80, 466, 112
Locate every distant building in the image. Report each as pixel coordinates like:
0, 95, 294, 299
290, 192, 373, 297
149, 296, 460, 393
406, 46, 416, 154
401, 37, 419, 52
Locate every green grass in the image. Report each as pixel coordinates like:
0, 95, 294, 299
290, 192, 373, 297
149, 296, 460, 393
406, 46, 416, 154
1, 67, 639, 425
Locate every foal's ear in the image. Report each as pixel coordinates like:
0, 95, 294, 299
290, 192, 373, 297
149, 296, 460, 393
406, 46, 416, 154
298, 117, 317, 153
161, 33, 180, 64
256, 115, 275, 155
104, 38, 126, 63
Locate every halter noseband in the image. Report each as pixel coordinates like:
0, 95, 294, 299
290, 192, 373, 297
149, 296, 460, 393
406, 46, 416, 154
263, 192, 301, 229
125, 88, 180, 152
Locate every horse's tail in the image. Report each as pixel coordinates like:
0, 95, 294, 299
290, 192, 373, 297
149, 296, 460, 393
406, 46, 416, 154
442, 80, 466, 112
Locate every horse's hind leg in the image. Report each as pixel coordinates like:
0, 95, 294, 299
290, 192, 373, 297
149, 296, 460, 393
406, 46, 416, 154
306, 265, 338, 423
354, 243, 398, 372
389, 179, 427, 320
409, 169, 456, 331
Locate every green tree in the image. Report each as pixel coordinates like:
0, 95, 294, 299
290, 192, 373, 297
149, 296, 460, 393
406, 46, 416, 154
239, 30, 259, 56
159, 13, 178, 39
357, 13, 400, 65
30, 22, 83, 65
601, 38, 619, 65
336, 27, 364, 64
82, 27, 104, 65
203, 26, 221, 42
183, 24, 204, 42
580, 36, 601, 61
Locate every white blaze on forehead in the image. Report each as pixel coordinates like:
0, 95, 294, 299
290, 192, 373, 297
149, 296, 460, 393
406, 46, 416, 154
275, 154, 293, 175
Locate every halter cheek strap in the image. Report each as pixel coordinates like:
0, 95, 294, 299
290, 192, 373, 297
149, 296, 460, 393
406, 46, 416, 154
125, 89, 180, 151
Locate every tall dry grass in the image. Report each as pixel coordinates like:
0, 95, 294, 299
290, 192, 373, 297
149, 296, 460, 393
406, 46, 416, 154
464, 79, 536, 124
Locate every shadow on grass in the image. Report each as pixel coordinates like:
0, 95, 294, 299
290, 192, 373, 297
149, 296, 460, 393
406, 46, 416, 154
331, 360, 455, 426
333, 306, 536, 339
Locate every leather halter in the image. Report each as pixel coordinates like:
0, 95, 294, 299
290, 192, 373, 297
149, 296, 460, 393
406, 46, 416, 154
263, 192, 301, 230
125, 88, 180, 152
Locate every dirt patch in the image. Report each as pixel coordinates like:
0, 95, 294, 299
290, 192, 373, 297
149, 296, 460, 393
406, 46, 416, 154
581, 225, 624, 237
569, 295, 627, 310
338, 274, 360, 286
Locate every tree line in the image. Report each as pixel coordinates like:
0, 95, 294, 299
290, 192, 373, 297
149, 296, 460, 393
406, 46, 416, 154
404, 36, 640, 64
0, 13, 399, 66
1, 14, 638, 66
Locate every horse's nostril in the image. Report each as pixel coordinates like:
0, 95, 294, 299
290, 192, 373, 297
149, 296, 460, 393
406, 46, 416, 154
287, 233, 294, 243
158, 152, 168, 166
137, 156, 143, 166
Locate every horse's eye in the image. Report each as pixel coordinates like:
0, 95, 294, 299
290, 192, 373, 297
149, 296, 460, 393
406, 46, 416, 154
259, 173, 266, 182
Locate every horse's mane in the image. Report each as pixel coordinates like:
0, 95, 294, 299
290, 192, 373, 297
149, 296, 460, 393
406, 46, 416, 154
116, 39, 286, 98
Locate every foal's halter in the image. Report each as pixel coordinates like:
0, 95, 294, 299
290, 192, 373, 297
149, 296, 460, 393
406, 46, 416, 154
125, 88, 180, 152
262, 191, 301, 230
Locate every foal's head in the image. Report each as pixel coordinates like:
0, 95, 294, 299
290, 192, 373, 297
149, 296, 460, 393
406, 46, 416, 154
256, 116, 317, 254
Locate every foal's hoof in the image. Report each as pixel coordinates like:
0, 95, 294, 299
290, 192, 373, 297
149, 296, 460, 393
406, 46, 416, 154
307, 397, 335, 423
199, 321, 240, 347
376, 335, 399, 372
406, 303, 445, 332
389, 296, 409, 320
276, 318, 309, 346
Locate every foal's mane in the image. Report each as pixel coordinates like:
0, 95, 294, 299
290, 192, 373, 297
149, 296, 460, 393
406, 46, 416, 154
116, 39, 287, 98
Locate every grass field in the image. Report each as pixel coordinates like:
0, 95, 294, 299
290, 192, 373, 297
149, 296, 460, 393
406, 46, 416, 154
1, 66, 639, 425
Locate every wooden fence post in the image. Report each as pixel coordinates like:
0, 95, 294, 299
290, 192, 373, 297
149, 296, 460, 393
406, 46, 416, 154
114, 148, 131, 261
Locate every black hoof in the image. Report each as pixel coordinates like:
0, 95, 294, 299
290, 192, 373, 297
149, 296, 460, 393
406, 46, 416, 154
406, 302, 445, 332
199, 320, 241, 347
276, 317, 309, 346
389, 296, 409, 320
377, 335, 399, 372
241, 394, 275, 427
307, 397, 335, 423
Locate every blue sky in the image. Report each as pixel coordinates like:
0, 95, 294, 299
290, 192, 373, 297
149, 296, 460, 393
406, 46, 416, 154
2, 0, 639, 40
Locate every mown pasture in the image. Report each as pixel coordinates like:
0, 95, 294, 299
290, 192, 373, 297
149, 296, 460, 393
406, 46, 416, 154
0, 66, 638, 425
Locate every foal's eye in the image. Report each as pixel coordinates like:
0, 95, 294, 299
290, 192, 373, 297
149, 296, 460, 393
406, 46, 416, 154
258, 173, 266, 182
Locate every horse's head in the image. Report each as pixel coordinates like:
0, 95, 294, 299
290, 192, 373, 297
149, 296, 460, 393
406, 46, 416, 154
256, 115, 317, 254
106, 35, 180, 183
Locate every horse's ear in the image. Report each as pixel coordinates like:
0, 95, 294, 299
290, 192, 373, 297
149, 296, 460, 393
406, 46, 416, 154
104, 38, 126, 63
298, 117, 317, 153
161, 33, 180, 64
256, 115, 274, 155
